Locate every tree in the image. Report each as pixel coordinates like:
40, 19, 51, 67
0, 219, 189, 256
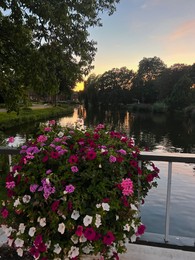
0, 0, 120, 112
167, 75, 193, 110
131, 57, 167, 103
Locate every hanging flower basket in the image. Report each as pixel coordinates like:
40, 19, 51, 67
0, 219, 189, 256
0, 121, 159, 259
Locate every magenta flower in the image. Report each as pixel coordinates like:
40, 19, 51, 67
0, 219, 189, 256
71, 166, 79, 173
84, 227, 96, 241
121, 178, 134, 196
8, 136, 15, 143
130, 160, 138, 168
44, 127, 52, 132
75, 225, 83, 237
68, 155, 78, 164
50, 151, 59, 159
136, 224, 146, 236
30, 184, 39, 193
49, 120, 56, 125
37, 135, 47, 143
109, 155, 117, 163
65, 184, 75, 193
51, 200, 60, 212
86, 150, 96, 160
6, 181, 15, 189
103, 231, 115, 245
1, 208, 9, 218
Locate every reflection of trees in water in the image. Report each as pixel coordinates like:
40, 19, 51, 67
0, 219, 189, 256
84, 106, 195, 153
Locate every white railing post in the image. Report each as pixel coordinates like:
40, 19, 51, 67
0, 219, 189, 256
165, 161, 172, 243
8, 154, 13, 172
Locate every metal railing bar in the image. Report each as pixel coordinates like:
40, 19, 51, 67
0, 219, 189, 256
165, 162, 173, 243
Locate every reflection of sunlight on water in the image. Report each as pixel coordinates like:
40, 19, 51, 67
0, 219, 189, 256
59, 108, 81, 127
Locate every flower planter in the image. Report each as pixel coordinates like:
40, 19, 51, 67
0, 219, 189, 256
0, 121, 159, 259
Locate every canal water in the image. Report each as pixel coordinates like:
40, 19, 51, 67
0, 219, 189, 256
1, 105, 195, 238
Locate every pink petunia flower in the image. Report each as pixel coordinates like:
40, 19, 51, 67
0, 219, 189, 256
75, 226, 83, 237
86, 150, 96, 160
8, 136, 15, 143
121, 178, 134, 196
65, 184, 75, 193
71, 166, 79, 173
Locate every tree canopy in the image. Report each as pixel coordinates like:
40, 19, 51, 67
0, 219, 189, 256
0, 0, 120, 112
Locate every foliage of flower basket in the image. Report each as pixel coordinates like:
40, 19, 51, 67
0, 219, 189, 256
0, 121, 159, 260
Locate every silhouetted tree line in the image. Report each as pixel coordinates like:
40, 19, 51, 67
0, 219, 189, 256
82, 57, 195, 111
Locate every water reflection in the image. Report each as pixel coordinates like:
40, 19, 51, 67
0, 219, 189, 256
59, 105, 195, 153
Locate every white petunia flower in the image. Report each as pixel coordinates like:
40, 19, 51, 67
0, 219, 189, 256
8, 238, 14, 247
79, 234, 87, 243
96, 203, 101, 208
123, 224, 130, 232
130, 234, 137, 243
15, 238, 24, 247
18, 223, 25, 234
82, 244, 94, 254
102, 202, 110, 211
14, 198, 21, 207
95, 214, 102, 228
83, 215, 93, 227
53, 243, 62, 254
45, 240, 51, 249
71, 210, 80, 220
28, 227, 36, 237
58, 131, 64, 137
17, 248, 23, 257
71, 234, 79, 244
58, 223, 65, 234
22, 195, 31, 203
68, 246, 79, 259
116, 215, 119, 220
1, 225, 13, 237
130, 204, 138, 211
38, 217, 46, 227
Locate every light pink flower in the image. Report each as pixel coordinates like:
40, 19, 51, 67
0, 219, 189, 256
71, 166, 79, 173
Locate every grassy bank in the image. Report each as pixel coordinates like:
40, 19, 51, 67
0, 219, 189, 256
0, 105, 74, 130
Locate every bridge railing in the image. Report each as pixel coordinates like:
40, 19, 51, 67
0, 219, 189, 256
138, 151, 195, 247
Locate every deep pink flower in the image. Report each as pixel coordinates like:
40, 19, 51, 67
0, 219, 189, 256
1, 208, 9, 218
38, 242, 47, 252
30, 184, 39, 193
49, 120, 56, 125
84, 227, 96, 241
103, 231, 115, 245
8, 136, 15, 143
29, 246, 40, 258
37, 135, 47, 143
34, 234, 43, 247
75, 225, 83, 237
86, 150, 96, 160
130, 160, 138, 168
136, 224, 146, 236
146, 174, 155, 182
50, 151, 59, 159
51, 200, 60, 212
68, 155, 78, 164
44, 127, 52, 132
42, 155, 49, 162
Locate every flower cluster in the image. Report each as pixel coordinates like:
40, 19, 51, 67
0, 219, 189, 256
0, 121, 159, 259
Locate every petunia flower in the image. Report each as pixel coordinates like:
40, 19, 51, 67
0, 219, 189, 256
71, 210, 80, 220
83, 215, 93, 227
58, 223, 65, 234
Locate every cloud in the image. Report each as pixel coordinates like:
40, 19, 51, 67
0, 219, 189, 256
168, 19, 195, 41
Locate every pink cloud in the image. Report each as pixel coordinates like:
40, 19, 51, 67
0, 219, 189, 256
168, 20, 195, 40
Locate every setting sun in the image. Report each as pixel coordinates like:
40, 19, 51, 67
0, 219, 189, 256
74, 81, 84, 92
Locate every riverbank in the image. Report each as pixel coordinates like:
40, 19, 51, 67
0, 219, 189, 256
0, 104, 74, 130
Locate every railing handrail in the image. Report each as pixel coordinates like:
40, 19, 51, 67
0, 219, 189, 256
138, 151, 195, 163
0, 146, 20, 155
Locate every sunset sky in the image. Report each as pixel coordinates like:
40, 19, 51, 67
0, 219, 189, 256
75, 0, 195, 91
